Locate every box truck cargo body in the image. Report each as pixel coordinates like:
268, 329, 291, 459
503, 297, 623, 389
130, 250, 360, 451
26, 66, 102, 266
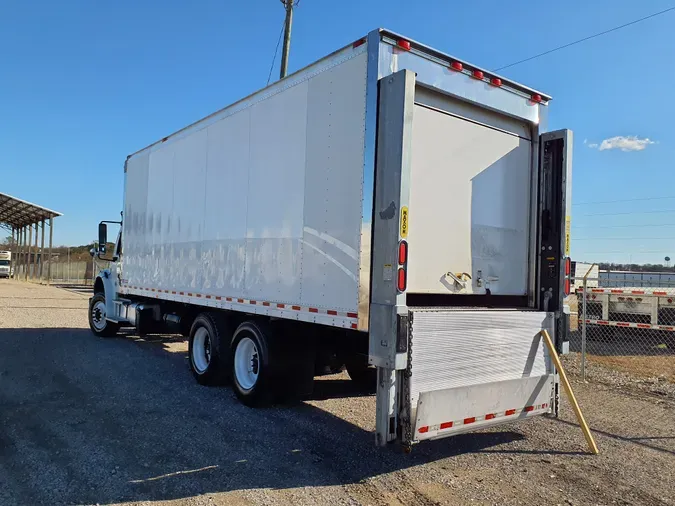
91, 29, 572, 448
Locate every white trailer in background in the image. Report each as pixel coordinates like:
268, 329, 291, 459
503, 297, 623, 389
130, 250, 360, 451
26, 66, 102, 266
571, 262, 598, 290
91, 29, 573, 449
0, 250, 10, 278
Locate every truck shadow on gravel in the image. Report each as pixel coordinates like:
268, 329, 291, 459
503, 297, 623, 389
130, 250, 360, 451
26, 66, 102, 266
0, 326, 578, 505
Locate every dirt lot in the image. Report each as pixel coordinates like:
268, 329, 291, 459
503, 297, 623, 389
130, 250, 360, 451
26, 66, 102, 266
1, 280, 673, 506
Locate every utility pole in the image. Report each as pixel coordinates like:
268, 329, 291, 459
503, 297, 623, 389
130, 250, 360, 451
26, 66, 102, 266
279, 0, 295, 79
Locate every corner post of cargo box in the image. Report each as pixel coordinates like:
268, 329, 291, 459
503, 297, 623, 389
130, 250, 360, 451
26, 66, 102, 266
369, 68, 416, 446
537, 128, 573, 415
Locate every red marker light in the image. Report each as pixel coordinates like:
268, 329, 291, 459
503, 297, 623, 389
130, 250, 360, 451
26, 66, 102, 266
397, 268, 407, 292
531, 94, 542, 103
490, 77, 502, 87
450, 61, 463, 72
472, 70, 484, 80
398, 241, 408, 265
397, 39, 411, 51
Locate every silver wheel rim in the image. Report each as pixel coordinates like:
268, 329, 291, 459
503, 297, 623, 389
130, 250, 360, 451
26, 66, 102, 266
192, 327, 212, 374
234, 336, 259, 391
91, 301, 107, 331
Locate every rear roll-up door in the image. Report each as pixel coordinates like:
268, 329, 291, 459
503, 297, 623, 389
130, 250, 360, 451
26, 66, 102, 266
407, 87, 534, 297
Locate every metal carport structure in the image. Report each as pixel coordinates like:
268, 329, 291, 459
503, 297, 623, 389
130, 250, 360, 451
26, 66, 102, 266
0, 192, 62, 284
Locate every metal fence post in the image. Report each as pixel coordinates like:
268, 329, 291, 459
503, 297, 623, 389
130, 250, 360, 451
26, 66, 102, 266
580, 263, 597, 382
581, 277, 587, 381
39, 219, 45, 282
47, 216, 53, 285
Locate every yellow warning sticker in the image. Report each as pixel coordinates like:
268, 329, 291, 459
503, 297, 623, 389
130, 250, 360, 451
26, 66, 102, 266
564, 216, 571, 256
400, 206, 409, 238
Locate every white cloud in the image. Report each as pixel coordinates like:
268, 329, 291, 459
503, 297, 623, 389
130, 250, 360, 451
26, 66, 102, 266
589, 135, 656, 152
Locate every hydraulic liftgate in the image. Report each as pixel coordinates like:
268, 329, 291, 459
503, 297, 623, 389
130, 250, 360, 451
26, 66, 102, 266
368, 68, 572, 447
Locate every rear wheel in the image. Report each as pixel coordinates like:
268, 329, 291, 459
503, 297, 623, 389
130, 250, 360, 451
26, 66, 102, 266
231, 321, 274, 407
88, 293, 119, 337
189, 313, 231, 386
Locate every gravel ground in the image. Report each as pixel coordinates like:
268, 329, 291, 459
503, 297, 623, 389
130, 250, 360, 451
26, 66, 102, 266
1, 280, 674, 506
562, 352, 675, 398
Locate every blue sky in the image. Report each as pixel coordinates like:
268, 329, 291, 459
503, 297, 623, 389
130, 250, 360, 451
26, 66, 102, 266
1, 0, 674, 264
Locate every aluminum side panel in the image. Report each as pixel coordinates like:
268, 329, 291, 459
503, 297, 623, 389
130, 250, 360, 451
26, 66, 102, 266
301, 52, 367, 311
409, 309, 553, 412
202, 109, 250, 297
122, 151, 150, 288
244, 80, 308, 303
122, 49, 368, 317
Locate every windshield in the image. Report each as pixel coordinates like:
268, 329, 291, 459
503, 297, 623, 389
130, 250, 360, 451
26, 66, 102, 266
0, 260, 10, 266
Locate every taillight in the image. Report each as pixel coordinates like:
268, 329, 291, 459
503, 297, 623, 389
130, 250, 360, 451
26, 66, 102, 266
397, 268, 407, 292
398, 241, 408, 265
564, 257, 571, 295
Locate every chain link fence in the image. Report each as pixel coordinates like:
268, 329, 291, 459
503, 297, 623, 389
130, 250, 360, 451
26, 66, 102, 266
566, 269, 675, 395
12, 258, 109, 285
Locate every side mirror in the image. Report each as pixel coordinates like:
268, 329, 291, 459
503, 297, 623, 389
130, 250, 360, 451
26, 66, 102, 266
98, 223, 107, 254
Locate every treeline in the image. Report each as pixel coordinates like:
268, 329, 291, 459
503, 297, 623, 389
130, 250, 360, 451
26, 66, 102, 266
598, 263, 675, 273
0, 237, 111, 262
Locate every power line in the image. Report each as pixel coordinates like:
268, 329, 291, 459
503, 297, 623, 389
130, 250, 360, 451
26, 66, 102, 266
580, 209, 675, 217
494, 6, 675, 71
574, 196, 675, 206
574, 223, 675, 229
267, 19, 286, 86
578, 250, 672, 254
575, 237, 675, 241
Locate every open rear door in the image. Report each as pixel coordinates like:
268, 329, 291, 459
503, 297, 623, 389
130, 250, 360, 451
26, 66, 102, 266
537, 129, 573, 353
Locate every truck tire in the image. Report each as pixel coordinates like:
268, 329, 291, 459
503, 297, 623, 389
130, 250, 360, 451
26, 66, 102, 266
346, 360, 377, 392
188, 313, 231, 386
88, 293, 120, 337
231, 321, 274, 407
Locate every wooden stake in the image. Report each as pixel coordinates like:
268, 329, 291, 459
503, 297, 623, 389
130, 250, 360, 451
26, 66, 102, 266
541, 330, 599, 454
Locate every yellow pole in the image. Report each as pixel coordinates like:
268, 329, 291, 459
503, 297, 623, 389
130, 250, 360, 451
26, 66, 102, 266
541, 329, 599, 455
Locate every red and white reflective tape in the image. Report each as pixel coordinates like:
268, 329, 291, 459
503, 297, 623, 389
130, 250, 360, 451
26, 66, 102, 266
585, 319, 675, 332
121, 285, 359, 329
576, 287, 670, 297
417, 403, 549, 434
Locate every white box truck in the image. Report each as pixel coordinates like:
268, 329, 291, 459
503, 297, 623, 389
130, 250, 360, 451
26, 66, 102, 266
0, 250, 11, 278
90, 29, 573, 448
